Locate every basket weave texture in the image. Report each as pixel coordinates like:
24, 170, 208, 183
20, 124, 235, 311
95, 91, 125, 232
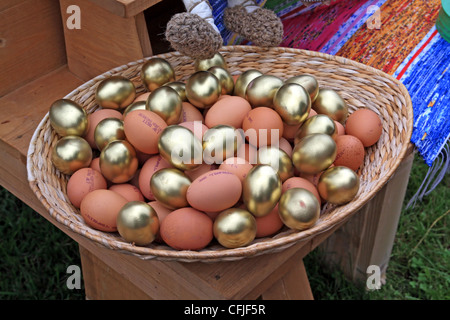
27, 46, 413, 262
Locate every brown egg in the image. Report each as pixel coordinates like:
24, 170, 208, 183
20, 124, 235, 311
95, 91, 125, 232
345, 109, 382, 147
333, 135, 365, 171
242, 107, 284, 148
160, 207, 213, 250
148, 200, 173, 243
67, 168, 108, 208
83, 109, 123, 149
334, 120, 345, 137
282, 176, 321, 204
186, 170, 242, 213
89, 157, 101, 173
218, 157, 253, 183
123, 110, 167, 154
80, 189, 128, 232
109, 183, 145, 202
133, 92, 151, 103
255, 204, 284, 238
205, 96, 252, 129
139, 155, 173, 200
179, 102, 204, 123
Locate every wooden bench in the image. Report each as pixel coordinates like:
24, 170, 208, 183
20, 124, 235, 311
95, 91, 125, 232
0, 0, 414, 299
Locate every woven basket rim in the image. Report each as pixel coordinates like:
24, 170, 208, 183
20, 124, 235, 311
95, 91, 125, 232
26, 45, 414, 262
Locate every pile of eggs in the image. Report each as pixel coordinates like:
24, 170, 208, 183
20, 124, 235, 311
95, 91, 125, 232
49, 53, 382, 251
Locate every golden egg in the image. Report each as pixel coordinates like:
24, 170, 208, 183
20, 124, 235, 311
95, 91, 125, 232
202, 125, 242, 164
213, 208, 256, 248
312, 88, 348, 124
49, 99, 88, 137
185, 71, 221, 109
207, 66, 234, 95
246, 75, 283, 108
317, 166, 359, 205
51, 136, 92, 175
194, 52, 227, 71
117, 201, 159, 246
140, 57, 176, 91
163, 81, 187, 102
146, 86, 183, 125
278, 188, 320, 230
257, 146, 294, 182
123, 100, 146, 118
158, 125, 203, 171
95, 76, 136, 110
100, 140, 139, 183
94, 117, 125, 150
292, 133, 337, 175
233, 69, 263, 99
243, 165, 282, 217
294, 114, 337, 144
150, 168, 191, 209
285, 75, 319, 102
273, 83, 311, 125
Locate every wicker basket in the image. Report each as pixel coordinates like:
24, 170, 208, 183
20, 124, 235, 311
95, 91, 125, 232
27, 46, 413, 262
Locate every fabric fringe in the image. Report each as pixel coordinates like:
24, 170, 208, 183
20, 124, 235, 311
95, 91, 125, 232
406, 140, 450, 209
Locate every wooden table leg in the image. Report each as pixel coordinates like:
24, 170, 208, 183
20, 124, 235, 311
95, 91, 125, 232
260, 259, 314, 300
318, 147, 415, 284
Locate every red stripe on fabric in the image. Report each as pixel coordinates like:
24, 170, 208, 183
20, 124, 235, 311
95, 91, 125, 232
396, 29, 438, 80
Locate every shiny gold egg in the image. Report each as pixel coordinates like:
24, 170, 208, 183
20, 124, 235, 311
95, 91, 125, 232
150, 168, 191, 209
312, 88, 348, 124
146, 86, 183, 125
51, 136, 92, 175
285, 75, 319, 102
185, 71, 221, 109
140, 57, 176, 91
233, 69, 263, 99
207, 66, 234, 95
292, 133, 337, 175
194, 52, 227, 71
243, 165, 282, 217
100, 140, 139, 183
117, 201, 159, 246
273, 83, 311, 125
257, 146, 294, 182
95, 76, 136, 110
49, 99, 88, 137
94, 117, 125, 151
278, 188, 320, 230
317, 166, 359, 205
123, 100, 146, 118
245, 75, 284, 108
163, 81, 187, 102
213, 208, 256, 248
158, 125, 203, 171
203, 125, 242, 164
294, 114, 337, 144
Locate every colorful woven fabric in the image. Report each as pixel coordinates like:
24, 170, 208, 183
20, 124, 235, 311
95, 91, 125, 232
209, 0, 449, 172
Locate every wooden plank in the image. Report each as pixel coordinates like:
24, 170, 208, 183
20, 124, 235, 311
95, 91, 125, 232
135, 11, 153, 57
59, 0, 147, 81
0, 0, 67, 97
80, 246, 150, 300
319, 147, 415, 283
88, 0, 163, 18
261, 259, 314, 300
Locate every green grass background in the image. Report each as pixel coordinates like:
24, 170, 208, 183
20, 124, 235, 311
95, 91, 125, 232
0, 153, 448, 300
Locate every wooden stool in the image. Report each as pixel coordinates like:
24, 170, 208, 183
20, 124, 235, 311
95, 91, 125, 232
0, 0, 414, 300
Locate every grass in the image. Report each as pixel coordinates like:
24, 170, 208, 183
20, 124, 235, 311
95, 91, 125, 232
0, 153, 448, 300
